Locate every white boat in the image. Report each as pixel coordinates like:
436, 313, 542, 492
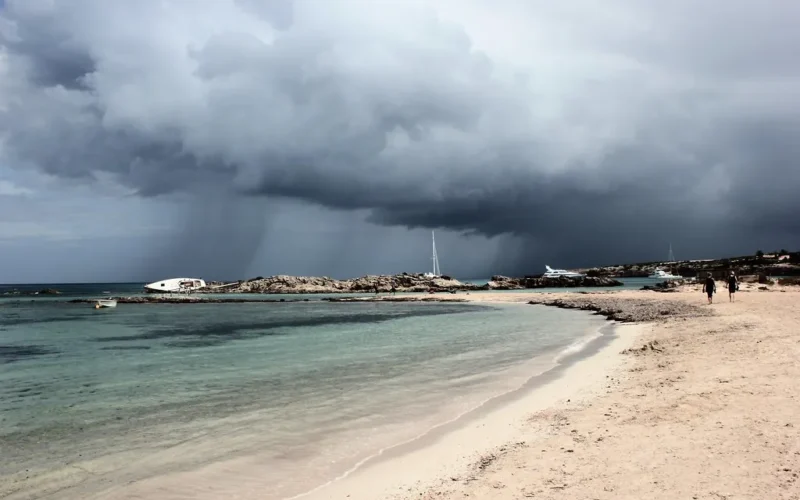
543, 265, 586, 278
648, 244, 682, 279
423, 231, 441, 278
143, 277, 206, 293
648, 268, 682, 279
94, 299, 117, 309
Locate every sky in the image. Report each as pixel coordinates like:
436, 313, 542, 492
1, 0, 799, 283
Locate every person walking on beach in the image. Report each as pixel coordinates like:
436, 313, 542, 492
703, 274, 716, 304
727, 272, 738, 302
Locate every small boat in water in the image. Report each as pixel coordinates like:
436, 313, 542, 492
647, 268, 682, 279
94, 299, 118, 309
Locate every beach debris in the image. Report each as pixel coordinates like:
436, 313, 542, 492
476, 453, 498, 471
622, 340, 664, 355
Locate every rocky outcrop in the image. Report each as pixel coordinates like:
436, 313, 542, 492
197, 272, 622, 295
2, 288, 61, 296
324, 296, 469, 303
526, 296, 712, 323
640, 279, 688, 292
481, 275, 623, 290
200, 273, 480, 294
70, 296, 311, 304
581, 251, 800, 279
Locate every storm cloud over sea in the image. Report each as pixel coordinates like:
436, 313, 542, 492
1, 0, 798, 281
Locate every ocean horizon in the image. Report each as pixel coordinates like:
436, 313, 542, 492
1, 282, 617, 499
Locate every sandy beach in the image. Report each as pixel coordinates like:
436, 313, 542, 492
303, 284, 800, 499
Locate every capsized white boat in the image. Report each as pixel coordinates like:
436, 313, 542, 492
648, 268, 682, 279
543, 265, 586, 278
94, 299, 117, 309
143, 277, 206, 293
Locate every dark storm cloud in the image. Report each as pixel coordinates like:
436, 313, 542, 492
1, 0, 799, 273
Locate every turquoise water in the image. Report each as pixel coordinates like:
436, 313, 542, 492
1, 291, 608, 499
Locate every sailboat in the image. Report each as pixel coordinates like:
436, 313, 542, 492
424, 231, 441, 278
648, 243, 682, 279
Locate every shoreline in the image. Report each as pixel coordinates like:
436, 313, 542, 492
292, 318, 627, 500
0, 297, 612, 500
395, 287, 800, 499
55, 307, 636, 500
63, 295, 471, 305
290, 287, 800, 499
3, 300, 633, 500
299, 319, 646, 500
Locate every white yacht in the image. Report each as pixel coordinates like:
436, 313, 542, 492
543, 265, 586, 278
648, 268, 682, 279
423, 231, 441, 278
143, 277, 207, 293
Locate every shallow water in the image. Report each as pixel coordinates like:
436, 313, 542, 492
0, 295, 607, 499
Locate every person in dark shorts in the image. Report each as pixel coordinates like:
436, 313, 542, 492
727, 272, 738, 302
702, 274, 716, 304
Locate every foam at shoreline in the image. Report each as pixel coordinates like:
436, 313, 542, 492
288, 320, 617, 500
298, 321, 644, 500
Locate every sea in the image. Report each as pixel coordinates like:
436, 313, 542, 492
0, 280, 643, 499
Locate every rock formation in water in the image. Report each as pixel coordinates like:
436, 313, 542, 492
200, 273, 624, 295
482, 275, 623, 290
2, 288, 62, 296
202, 273, 479, 294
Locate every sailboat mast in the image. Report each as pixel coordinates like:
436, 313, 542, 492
667, 243, 676, 275
431, 231, 440, 276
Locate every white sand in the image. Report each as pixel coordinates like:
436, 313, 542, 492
393, 286, 800, 499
